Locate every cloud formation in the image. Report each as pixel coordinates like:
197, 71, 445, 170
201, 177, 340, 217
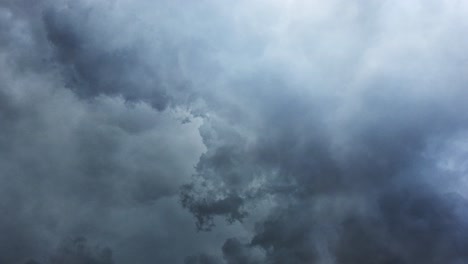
1, 0, 468, 263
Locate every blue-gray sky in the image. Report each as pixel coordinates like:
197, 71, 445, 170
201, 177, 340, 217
1, 0, 468, 263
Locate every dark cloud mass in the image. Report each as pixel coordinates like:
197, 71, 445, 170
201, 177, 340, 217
1, 0, 468, 263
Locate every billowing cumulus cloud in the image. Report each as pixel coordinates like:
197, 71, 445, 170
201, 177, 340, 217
1, 0, 468, 263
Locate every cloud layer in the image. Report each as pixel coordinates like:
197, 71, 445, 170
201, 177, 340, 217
1, 0, 468, 263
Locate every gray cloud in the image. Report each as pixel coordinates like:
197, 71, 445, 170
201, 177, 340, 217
184, 254, 221, 264
2, 0, 468, 263
42, 4, 186, 110
23, 237, 114, 264
49, 237, 114, 264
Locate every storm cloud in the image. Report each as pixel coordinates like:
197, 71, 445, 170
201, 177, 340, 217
1, 0, 468, 263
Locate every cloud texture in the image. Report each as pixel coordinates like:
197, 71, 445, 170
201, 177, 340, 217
1, 0, 468, 263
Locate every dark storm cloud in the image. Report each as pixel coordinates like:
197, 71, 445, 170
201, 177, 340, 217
0, 1, 218, 262
24, 237, 114, 264
179, 1, 468, 263
184, 254, 221, 264
335, 188, 468, 264
222, 238, 261, 264
2, 0, 468, 263
49, 237, 113, 264
41, 4, 188, 110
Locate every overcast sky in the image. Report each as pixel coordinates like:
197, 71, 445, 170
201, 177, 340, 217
1, 0, 468, 263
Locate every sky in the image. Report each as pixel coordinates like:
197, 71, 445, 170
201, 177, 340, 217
1, 0, 468, 263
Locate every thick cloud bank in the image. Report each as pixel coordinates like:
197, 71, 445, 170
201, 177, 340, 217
1, 0, 468, 263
